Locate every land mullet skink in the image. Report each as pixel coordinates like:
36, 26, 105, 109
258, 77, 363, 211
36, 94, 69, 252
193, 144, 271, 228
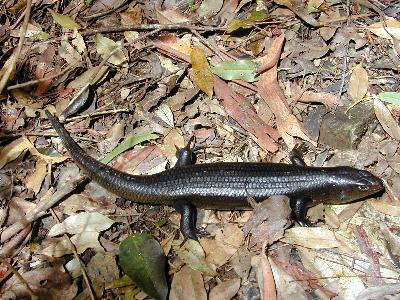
46, 111, 383, 239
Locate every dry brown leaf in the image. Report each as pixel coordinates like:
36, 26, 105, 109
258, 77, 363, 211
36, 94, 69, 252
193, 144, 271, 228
254, 34, 285, 73
173, 239, 217, 276
269, 259, 308, 299
33, 44, 57, 96
261, 255, 277, 300
113, 145, 166, 175
25, 159, 47, 195
169, 265, 207, 300
156, 35, 192, 58
209, 277, 240, 300
374, 98, 400, 140
348, 64, 368, 102
273, 0, 319, 26
1, 266, 77, 300
191, 47, 214, 98
257, 34, 315, 149
87, 252, 120, 297
6, 197, 36, 225
48, 212, 115, 236
258, 65, 315, 149
155, 6, 190, 24
291, 83, 340, 107
197, 0, 223, 18
154, 103, 174, 127
214, 0, 239, 24
5, 132, 68, 167
214, 77, 279, 152
59, 193, 115, 215
243, 196, 291, 248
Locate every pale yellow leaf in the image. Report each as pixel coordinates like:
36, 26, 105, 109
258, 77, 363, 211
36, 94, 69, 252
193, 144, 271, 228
26, 159, 47, 194
191, 47, 214, 98
367, 19, 400, 40
0, 137, 30, 169
282, 227, 340, 248
67, 66, 109, 89
374, 98, 400, 140
348, 64, 368, 101
93, 34, 128, 67
59, 40, 82, 65
71, 31, 86, 54
370, 199, 400, 217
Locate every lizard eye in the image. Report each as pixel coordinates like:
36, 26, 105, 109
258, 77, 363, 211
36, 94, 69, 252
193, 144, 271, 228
358, 185, 369, 191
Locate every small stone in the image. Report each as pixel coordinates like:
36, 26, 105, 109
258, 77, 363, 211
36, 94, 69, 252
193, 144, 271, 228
319, 102, 375, 149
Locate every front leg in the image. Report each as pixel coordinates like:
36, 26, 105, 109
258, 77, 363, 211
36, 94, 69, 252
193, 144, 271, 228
173, 200, 208, 240
290, 197, 313, 226
175, 137, 195, 168
289, 147, 306, 167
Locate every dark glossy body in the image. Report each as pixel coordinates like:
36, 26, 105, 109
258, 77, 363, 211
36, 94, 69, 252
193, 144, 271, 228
46, 111, 384, 238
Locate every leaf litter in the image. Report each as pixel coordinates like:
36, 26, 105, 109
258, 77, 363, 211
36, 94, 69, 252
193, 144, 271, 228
0, 0, 400, 299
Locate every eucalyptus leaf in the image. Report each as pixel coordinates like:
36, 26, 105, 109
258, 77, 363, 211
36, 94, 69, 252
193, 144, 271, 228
101, 133, 158, 164
377, 91, 400, 106
119, 233, 168, 300
211, 59, 259, 82
48, 9, 81, 30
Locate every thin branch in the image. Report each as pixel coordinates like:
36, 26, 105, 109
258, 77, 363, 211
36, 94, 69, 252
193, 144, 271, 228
0, 0, 33, 94
81, 24, 226, 36
7, 63, 81, 90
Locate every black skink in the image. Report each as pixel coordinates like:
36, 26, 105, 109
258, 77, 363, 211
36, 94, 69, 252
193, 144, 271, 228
46, 111, 384, 239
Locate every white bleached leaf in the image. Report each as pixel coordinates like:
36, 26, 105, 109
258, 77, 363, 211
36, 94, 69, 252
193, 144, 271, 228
41, 232, 102, 257
155, 103, 174, 127
48, 212, 114, 236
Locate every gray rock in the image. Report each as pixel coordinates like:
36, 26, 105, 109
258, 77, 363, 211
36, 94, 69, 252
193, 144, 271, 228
319, 102, 375, 149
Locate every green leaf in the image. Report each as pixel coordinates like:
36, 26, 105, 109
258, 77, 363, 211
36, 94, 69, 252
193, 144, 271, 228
377, 92, 400, 106
227, 9, 269, 32
93, 34, 128, 67
154, 218, 167, 228
247, 10, 269, 22
211, 59, 259, 82
119, 233, 168, 300
227, 19, 248, 33
48, 9, 81, 30
101, 133, 158, 164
